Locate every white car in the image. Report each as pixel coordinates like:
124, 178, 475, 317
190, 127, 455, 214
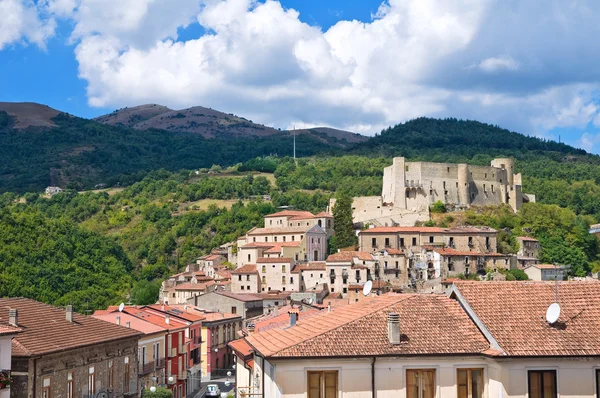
205, 384, 221, 397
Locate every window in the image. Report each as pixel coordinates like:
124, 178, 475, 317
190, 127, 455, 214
372, 238, 377, 247
67, 373, 73, 398
292, 235, 295, 241
491, 185, 495, 194
262, 265, 266, 273
253, 237, 256, 242
528, 370, 556, 398
108, 359, 114, 388
88, 367, 96, 396
247, 285, 250, 290
457, 368, 483, 398
282, 276, 286, 284
283, 236, 286, 242
468, 237, 473, 247
241, 286, 245, 290
483, 184, 487, 193
246, 275, 250, 281
343, 287, 347, 293
406, 369, 435, 398
270, 220, 272, 225
429, 236, 434, 243
262, 276, 266, 284
308, 370, 338, 398
282, 265, 286, 272
596, 369, 600, 397
412, 237, 417, 246
265, 237, 268, 242
247, 254, 251, 262
400, 238, 405, 247
406, 191, 410, 198
42, 377, 51, 398
274, 236, 278, 242
385, 237, 390, 247
290, 277, 294, 284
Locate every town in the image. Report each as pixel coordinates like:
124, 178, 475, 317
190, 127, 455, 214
2, 157, 599, 398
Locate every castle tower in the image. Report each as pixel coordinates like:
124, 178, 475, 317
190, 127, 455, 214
491, 158, 514, 186
457, 163, 470, 207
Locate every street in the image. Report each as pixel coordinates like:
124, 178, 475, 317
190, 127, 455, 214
193, 377, 235, 398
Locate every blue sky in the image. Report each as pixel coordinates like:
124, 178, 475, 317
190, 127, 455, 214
1, 0, 600, 154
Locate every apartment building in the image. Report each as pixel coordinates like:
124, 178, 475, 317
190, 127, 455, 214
92, 312, 167, 392
231, 264, 261, 293
517, 236, 541, 267
324, 251, 374, 296
263, 210, 334, 237
1, 298, 140, 398
426, 247, 515, 279
190, 292, 264, 319
232, 281, 600, 398
256, 257, 299, 293
200, 312, 243, 382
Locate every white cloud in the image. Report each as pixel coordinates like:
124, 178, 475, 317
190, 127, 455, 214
578, 132, 600, 152
3, 0, 600, 149
0, 0, 57, 50
475, 55, 519, 73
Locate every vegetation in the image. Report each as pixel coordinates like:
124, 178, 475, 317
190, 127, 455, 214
430, 201, 447, 213
142, 387, 172, 398
332, 194, 357, 250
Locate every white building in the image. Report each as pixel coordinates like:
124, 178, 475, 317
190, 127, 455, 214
0, 320, 21, 398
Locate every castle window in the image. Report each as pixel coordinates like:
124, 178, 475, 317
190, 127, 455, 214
491, 185, 495, 194
406, 191, 410, 198
429, 189, 433, 195
447, 167, 450, 173
483, 184, 487, 193
406, 165, 409, 171
274, 236, 278, 242
485, 173, 487, 179
443, 181, 446, 189
456, 182, 459, 188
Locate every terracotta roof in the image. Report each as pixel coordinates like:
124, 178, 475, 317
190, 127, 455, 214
204, 254, 222, 261
519, 236, 539, 242
229, 338, 254, 358
92, 312, 167, 335
361, 226, 496, 234
249, 305, 322, 333
248, 226, 316, 235
291, 262, 327, 273
216, 270, 232, 279
255, 291, 293, 300
348, 280, 387, 290
231, 264, 259, 275
257, 257, 293, 263
265, 210, 315, 218
124, 308, 189, 331
433, 247, 508, 257
216, 291, 263, 302
245, 294, 489, 358
383, 248, 403, 255
454, 281, 600, 356
525, 264, 566, 270
0, 298, 141, 357
315, 211, 334, 218
326, 251, 374, 262
198, 311, 242, 323
0, 322, 21, 336
194, 275, 215, 282
174, 281, 215, 291
263, 242, 302, 253
240, 242, 277, 248
145, 305, 205, 322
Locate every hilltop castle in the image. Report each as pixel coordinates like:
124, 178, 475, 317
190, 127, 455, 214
334, 157, 535, 227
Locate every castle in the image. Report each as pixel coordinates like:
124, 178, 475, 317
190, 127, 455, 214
337, 157, 535, 227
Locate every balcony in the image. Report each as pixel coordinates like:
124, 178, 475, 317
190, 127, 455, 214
138, 358, 166, 375
178, 371, 186, 380
179, 342, 187, 354
169, 347, 177, 358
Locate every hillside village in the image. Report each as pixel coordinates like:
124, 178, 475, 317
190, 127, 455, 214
4, 156, 596, 398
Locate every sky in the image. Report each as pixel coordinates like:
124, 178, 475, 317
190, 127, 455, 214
2, 0, 600, 154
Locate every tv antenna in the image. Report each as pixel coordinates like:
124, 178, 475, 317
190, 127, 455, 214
293, 124, 296, 159
118, 303, 125, 312
363, 280, 373, 296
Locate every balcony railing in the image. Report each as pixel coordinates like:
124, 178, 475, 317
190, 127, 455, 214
138, 358, 166, 375
169, 347, 177, 358
179, 341, 188, 354
178, 371, 186, 380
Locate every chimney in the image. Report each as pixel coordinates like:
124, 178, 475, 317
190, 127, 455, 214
66, 305, 74, 323
247, 324, 255, 334
126, 321, 131, 328
8, 309, 18, 327
116, 316, 121, 325
161, 304, 166, 311
327, 302, 331, 313
289, 312, 297, 327
274, 306, 278, 316
388, 313, 400, 345
165, 315, 170, 325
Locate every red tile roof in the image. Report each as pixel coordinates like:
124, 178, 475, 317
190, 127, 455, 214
216, 291, 263, 302
519, 236, 539, 242
0, 323, 21, 336
525, 264, 566, 270
315, 211, 334, 218
248, 226, 316, 235
361, 226, 496, 234
231, 264, 259, 275
0, 298, 141, 357
145, 305, 205, 322
92, 312, 167, 335
249, 305, 322, 333
257, 257, 293, 263
240, 242, 276, 248
124, 308, 189, 331
216, 270, 232, 279
263, 242, 302, 253
229, 338, 254, 358
245, 294, 489, 358
433, 247, 508, 257
453, 281, 600, 356
265, 210, 315, 218
326, 251, 374, 262
198, 311, 242, 323
383, 248, 403, 255
291, 262, 327, 273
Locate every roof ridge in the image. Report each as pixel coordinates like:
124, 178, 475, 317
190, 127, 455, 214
260, 294, 415, 357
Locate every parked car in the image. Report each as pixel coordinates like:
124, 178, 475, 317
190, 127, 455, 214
205, 384, 221, 397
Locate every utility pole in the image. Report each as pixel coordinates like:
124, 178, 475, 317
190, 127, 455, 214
293, 124, 296, 159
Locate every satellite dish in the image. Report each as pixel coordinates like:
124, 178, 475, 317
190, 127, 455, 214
118, 303, 125, 312
546, 302, 561, 324
363, 280, 373, 296
97, 392, 109, 398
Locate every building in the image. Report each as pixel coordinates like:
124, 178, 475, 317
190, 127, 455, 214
324, 251, 374, 296
121, 307, 189, 398
359, 226, 498, 254
263, 210, 334, 237
231, 281, 600, 398
198, 311, 242, 382
142, 305, 204, 396
231, 264, 260, 293
0, 322, 21, 398
1, 298, 140, 398
523, 263, 566, 281
427, 247, 515, 279
291, 262, 328, 292
256, 257, 298, 293
92, 312, 167, 393
334, 157, 535, 227
44, 186, 63, 196
590, 223, 600, 238
190, 292, 264, 319
517, 236, 541, 267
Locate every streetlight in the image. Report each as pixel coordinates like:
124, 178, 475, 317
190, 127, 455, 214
150, 387, 156, 393
214, 348, 219, 353
232, 364, 236, 370
168, 376, 174, 383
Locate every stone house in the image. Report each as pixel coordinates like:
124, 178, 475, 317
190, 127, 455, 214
324, 252, 374, 297
517, 236, 541, 268
373, 249, 407, 287
359, 226, 498, 254
523, 263, 566, 281
91, 312, 167, 393
231, 264, 260, 293
195, 253, 227, 277
427, 247, 515, 278
263, 210, 334, 237
190, 292, 263, 320
1, 298, 140, 398
292, 262, 328, 292
256, 257, 298, 293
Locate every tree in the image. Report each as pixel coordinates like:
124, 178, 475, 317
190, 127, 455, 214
430, 201, 447, 213
142, 387, 172, 398
130, 280, 162, 305
332, 194, 357, 250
